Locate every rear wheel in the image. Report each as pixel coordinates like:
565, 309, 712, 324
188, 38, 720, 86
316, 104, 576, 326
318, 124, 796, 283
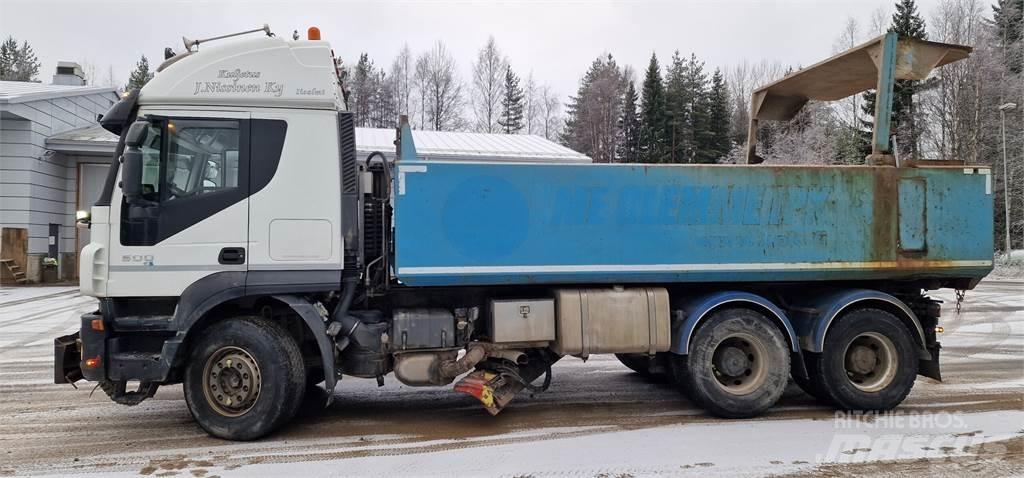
671, 308, 790, 418
184, 317, 306, 440
810, 308, 917, 411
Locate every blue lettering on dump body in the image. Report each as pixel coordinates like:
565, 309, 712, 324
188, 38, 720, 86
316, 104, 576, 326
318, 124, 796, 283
547, 185, 835, 227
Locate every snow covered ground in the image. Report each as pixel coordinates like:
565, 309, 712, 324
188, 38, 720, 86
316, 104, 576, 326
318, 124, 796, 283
0, 281, 1021, 477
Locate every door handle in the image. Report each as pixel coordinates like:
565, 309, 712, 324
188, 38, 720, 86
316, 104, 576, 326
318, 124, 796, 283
218, 247, 246, 265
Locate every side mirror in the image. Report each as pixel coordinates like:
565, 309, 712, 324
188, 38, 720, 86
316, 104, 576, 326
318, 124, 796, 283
120, 120, 150, 202
121, 149, 143, 201
124, 120, 150, 147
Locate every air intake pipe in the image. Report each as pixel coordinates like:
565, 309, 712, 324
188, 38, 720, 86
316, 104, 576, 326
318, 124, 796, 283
327, 277, 380, 350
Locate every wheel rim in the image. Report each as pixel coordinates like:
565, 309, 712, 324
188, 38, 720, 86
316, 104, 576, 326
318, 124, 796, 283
843, 332, 898, 393
710, 333, 768, 396
202, 346, 262, 417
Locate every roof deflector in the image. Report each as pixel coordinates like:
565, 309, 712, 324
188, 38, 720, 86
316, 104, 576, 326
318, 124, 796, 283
745, 32, 971, 164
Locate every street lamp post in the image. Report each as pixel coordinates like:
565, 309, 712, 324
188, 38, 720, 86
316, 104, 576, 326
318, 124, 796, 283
998, 102, 1017, 255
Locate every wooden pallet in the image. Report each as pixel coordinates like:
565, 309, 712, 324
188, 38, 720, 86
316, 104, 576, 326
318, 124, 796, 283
1, 259, 28, 284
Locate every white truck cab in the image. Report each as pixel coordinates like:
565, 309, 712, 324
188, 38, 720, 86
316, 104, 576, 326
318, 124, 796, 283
82, 31, 346, 298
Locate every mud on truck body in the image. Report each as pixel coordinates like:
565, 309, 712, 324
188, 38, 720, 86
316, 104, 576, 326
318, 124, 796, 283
54, 26, 991, 440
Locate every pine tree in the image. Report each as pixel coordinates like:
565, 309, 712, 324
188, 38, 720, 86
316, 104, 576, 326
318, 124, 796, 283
639, 53, 667, 163
352, 53, 375, 126
664, 52, 688, 163
704, 69, 731, 163
562, 54, 626, 162
498, 66, 525, 133
861, 0, 927, 159
617, 80, 640, 162
0, 36, 41, 82
684, 54, 711, 163
992, 0, 1024, 72
664, 52, 710, 163
0, 37, 17, 81
126, 55, 154, 91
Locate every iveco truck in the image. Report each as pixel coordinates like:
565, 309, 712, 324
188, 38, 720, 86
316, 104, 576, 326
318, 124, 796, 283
54, 26, 992, 440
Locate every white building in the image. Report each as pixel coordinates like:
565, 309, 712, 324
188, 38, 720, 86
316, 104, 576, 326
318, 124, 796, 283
0, 66, 119, 283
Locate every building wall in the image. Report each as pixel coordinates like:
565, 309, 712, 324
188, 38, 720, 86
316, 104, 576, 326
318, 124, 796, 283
0, 91, 117, 280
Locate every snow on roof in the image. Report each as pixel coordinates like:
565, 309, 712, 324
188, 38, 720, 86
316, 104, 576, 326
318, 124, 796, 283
48, 124, 591, 163
356, 127, 590, 163
0, 80, 116, 104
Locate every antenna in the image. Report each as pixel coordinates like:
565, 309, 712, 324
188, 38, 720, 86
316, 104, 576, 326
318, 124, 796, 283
183, 24, 272, 52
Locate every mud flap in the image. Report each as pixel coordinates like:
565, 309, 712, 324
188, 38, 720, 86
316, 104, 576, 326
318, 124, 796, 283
918, 343, 941, 381
453, 371, 505, 415
453, 352, 559, 415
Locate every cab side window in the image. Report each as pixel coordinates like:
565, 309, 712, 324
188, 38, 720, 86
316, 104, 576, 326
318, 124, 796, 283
163, 120, 240, 200
139, 122, 162, 201
120, 117, 249, 247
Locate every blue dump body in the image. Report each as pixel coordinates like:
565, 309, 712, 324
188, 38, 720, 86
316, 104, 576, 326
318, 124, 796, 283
392, 161, 993, 287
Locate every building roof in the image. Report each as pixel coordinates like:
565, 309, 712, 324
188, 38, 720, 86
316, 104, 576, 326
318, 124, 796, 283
0, 80, 116, 104
48, 124, 591, 163
356, 128, 590, 163
46, 123, 118, 153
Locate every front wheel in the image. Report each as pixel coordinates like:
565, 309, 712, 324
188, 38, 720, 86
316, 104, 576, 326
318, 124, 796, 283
671, 308, 790, 418
184, 317, 306, 440
808, 308, 917, 411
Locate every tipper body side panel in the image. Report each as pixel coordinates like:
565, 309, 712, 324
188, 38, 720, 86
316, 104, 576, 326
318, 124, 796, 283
393, 162, 993, 286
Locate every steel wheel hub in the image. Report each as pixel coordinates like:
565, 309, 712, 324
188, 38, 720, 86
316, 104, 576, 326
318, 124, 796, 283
711, 334, 767, 396
202, 346, 261, 417
843, 332, 898, 393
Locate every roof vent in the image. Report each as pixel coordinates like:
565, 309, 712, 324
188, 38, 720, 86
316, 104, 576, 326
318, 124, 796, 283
52, 61, 86, 86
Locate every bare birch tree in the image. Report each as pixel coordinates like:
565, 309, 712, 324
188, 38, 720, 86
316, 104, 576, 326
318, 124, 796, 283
416, 40, 465, 131
470, 36, 506, 133
869, 6, 891, 36
523, 72, 539, 134
413, 53, 430, 129
390, 43, 413, 118
540, 85, 561, 140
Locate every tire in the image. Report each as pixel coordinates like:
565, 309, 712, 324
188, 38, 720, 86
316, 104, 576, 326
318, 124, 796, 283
811, 308, 917, 411
184, 317, 306, 440
792, 353, 832, 403
671, 308, 790, 418
306, 367, 326, 388
300, 367, 330, 412
615, 353, 666, 380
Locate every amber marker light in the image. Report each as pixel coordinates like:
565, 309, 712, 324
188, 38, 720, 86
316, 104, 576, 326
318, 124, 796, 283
84, 356, 101, 368
90, 319, 104, 331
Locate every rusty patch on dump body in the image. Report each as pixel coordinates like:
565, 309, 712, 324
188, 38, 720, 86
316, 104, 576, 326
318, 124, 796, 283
869, 167, 899, 262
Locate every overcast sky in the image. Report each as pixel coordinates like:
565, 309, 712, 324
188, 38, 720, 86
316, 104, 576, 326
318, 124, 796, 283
1, 0, 956, 100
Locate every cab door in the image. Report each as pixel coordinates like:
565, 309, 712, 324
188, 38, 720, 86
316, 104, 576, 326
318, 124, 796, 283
106, 111, 251, 297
